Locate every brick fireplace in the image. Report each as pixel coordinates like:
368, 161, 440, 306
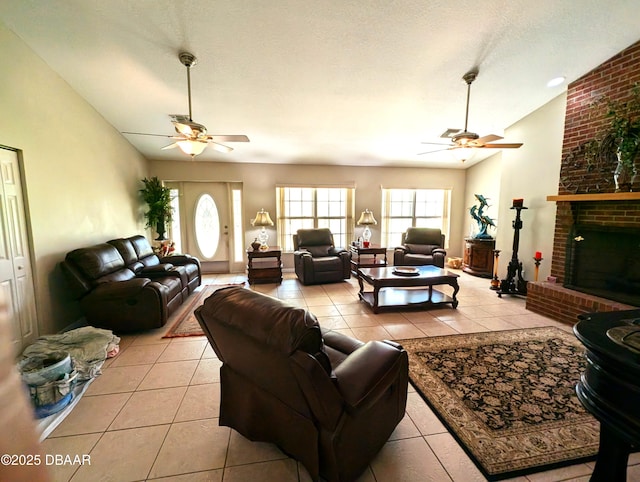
525, 41, 640, 325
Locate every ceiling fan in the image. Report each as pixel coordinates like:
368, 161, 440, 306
122, 51, 249, 158
418, 69, 522, 159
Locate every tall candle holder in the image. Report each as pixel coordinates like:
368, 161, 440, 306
490, 249, 501, 290
533, 256, 543, 282
498, 203, 528, 297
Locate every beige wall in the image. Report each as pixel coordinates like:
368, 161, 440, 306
149, 161, 467, 268
464, 93, 566, 283
0, 24, 148, 335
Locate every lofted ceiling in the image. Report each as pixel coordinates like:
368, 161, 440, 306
1, 1, 639, 169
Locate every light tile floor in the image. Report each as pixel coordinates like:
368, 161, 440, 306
41, 270, 640, 482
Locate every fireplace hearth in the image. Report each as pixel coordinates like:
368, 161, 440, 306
564, 224, 640, 307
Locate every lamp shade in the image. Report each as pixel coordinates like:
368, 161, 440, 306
251, 209, 274, 227
357, 209, 377, 226
177, 140, 207, 156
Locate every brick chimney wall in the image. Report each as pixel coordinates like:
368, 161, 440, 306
526, 40, 640, 324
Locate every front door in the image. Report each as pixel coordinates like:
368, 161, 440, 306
167, 181, 247, 273
0, 147, 38, 354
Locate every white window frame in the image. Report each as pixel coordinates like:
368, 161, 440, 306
381, 188, 451, 248
276, 186, 355, 251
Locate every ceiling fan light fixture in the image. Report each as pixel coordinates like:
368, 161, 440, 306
452, 147, 476, 163
177, 140, 207, 156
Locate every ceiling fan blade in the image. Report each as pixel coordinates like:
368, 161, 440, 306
208, 141, 234, 153
473, 134, 503, 145
161, 143, 179, 150
440, 128, 463, 138
417, 146, 457, 155
482, 143, 523, 149
420, 141, 454, 146
121, 131, 173, 138
207, 134, 250, 143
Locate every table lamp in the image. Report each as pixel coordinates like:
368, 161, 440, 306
251, 209, 274, 250
357, 209, 377, 246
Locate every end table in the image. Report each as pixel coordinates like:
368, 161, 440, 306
349, 245, 387, 276
247, 247, 282, 284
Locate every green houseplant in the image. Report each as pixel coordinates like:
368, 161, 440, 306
140, 177, 173, 240
602, 83, 640, 191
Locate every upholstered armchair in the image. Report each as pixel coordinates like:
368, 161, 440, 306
195, 286, 408, 482
293, 228, 350, 285
393, 227, 446, 268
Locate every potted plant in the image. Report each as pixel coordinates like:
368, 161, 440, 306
601, 83, 640, 191
140, 177, 173, 240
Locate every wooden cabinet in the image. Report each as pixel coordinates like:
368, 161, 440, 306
247, 248, 282, 284
463, 238, 495, 278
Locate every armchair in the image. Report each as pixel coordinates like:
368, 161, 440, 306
195, 286, 408, 482
393, 227, 446, 268
293, 228, 350, 285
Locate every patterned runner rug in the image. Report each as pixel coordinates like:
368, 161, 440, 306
162, 283, 244, 338
398, 327, 599, 480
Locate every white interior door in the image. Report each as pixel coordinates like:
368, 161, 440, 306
0, 148, 37, 355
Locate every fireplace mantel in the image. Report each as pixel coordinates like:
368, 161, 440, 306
547, 192, 640, 202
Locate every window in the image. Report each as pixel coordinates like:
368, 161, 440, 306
381, 188, 451, 248
194, 193, 220, 258
277, 186, 354, 251
168, 188, 182, 254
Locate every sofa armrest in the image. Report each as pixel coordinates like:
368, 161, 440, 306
160, 254, 199, 266
333, 340, 407, 411
432, 248, 446, 255
322, 328, 365, 355
140, 263, 174, 274
328, 247, 347, 256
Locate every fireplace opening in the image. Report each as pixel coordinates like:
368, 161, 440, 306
564, 224, 640, 307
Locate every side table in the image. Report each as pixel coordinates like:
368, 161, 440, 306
574, 309, 640, 481
349, 245, 387, 276
247, 247, 282, 284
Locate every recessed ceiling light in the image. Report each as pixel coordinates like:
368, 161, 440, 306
547, 76, 566, 88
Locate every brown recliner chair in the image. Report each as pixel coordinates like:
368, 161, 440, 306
195, 286, 408, 482
393, 227, 446, 268
293, 228, 351, 285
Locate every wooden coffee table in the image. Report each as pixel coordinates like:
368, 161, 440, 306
357, 265, 459, 313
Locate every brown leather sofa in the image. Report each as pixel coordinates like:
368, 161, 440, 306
195, 286, 408, 482
60, 235, 201, 332
393, 227, 446, 268
293, 228, 351, 285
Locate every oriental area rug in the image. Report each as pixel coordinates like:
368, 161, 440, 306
162, 283, 245, 338
398, 327, 599, 480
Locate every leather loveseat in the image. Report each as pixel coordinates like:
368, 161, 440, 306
393, 227, 446, 268
60, 235, 201, 333
293, 228, 351, 285
195, 286, 408, 482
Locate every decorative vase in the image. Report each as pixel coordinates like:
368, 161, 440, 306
155, 216, 167, 241
251, 238, 261, 251
613, 155, 634, 192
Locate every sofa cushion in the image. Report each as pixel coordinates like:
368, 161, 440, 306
404, 227, 442, 246
296, 228, 334, 248
66, 244, 127, 281
405, 243, 439, 255
305, 246, 331, 257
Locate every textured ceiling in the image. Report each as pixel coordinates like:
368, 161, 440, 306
1, 1, 639, 168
